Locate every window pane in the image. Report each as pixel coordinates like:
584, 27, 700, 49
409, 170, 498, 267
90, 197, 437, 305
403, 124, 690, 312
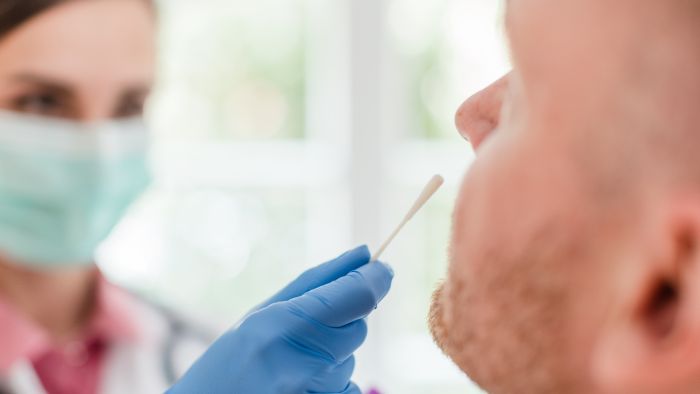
388, 0, 510, 139
97, 1, 505, 392
151, 0, 307, 140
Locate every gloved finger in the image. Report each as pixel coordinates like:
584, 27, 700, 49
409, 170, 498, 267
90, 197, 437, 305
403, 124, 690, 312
289, 261, 394, 328
339, 381, 362, 394
255, 246, 371, 311
306, 356, 356, 393
308, 382, 362, 394
281, 314, 367, 366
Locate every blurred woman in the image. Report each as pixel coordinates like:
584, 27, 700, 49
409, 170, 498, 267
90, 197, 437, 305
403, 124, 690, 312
0, 1, 213, 393
0, 1, 393, 393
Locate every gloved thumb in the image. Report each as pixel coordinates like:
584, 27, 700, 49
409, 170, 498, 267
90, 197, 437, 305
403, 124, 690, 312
289, 261, 394, 328
253, 246, 371, 311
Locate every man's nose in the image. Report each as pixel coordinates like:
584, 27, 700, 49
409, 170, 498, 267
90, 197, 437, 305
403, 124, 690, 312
455, 74, 510, 151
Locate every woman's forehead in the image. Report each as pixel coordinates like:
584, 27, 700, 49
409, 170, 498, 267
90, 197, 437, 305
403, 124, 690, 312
0, 0, 156, 88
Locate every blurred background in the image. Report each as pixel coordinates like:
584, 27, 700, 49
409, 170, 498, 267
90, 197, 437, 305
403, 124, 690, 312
97, 0, 510, 392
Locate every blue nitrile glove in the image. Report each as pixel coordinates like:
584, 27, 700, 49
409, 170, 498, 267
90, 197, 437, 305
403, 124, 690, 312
167, 245, 394, 394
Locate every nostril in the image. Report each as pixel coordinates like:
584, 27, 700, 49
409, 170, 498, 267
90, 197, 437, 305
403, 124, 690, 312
644, 279, 679, 338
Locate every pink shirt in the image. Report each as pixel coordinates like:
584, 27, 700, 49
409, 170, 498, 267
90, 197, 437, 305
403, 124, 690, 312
0, 274, 140, 394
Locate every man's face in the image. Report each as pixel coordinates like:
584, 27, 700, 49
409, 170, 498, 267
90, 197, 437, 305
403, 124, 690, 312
429, 1, 664, 392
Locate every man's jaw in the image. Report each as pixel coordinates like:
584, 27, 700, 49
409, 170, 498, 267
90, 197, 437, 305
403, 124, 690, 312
428, 283, 450, 355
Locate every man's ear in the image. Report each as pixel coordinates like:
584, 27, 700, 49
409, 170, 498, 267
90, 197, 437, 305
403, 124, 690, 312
591, 198, 700, 393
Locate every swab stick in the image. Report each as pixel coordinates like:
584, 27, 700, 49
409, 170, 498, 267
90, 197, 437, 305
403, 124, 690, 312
371, 175, 444, 262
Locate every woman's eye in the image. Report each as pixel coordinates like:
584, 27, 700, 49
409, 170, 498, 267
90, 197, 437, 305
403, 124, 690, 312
13, 92, 66, 116
115, 97, 146, 119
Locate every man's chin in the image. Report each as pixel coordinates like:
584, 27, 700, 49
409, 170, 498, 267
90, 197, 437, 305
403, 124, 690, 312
429, 281, 485, 389
428, 283, 452, 358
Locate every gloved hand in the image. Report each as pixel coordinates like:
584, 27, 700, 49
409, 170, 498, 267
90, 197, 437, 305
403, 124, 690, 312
167, 245, 394, 394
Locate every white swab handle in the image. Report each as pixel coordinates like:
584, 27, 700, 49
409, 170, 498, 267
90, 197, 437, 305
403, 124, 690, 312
370, 175, 444, 262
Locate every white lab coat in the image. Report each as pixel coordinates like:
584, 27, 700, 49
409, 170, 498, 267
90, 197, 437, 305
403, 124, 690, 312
0, 295, 211, 394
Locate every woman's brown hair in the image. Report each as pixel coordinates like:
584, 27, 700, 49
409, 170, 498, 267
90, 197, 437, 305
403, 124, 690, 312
0, 0, 154, 40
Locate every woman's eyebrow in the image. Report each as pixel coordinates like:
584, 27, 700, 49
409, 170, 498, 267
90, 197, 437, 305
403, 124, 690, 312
9, 73, 74, 96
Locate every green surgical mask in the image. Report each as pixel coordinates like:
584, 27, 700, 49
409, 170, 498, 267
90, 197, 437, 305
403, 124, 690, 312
0, 111, 151, 269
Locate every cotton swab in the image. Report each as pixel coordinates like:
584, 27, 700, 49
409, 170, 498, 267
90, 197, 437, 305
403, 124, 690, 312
371, 175, 445, 262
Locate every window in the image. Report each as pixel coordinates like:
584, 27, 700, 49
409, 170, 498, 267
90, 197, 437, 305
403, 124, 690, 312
99, 1, 510, 392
